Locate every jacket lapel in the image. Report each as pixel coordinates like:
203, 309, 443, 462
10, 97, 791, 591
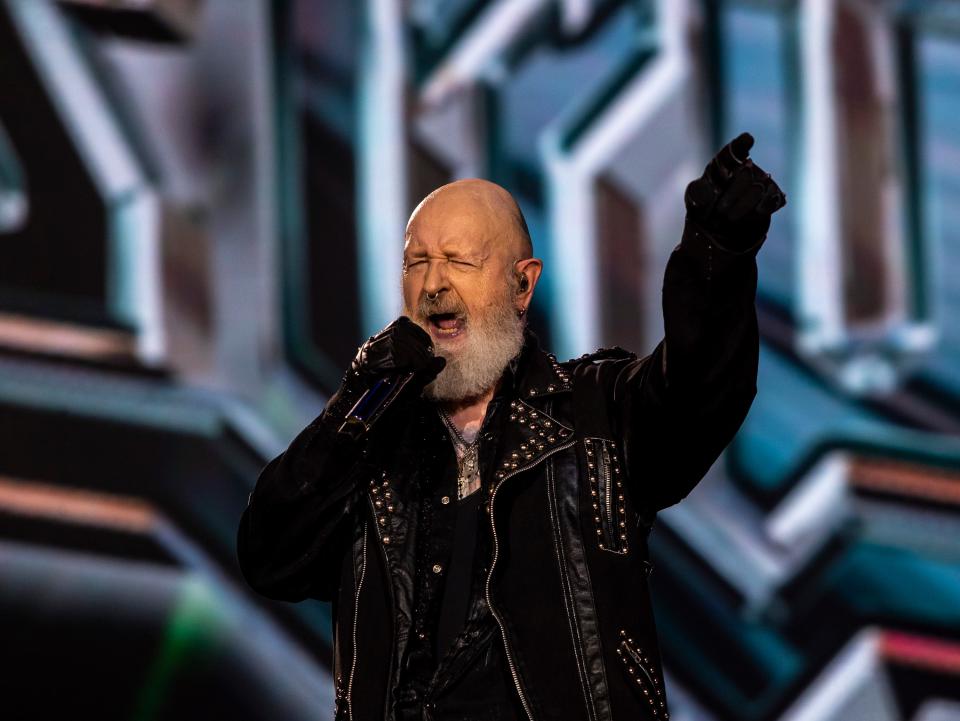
492, 329, 575, 481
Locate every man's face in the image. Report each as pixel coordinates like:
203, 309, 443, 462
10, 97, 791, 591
402, 204, 511, 344
401, 189, 525, 401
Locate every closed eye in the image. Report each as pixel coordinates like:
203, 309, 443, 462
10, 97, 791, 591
404, 258, 476, 269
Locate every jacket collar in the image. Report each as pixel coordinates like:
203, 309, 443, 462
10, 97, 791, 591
499, 325, 573, 402
486, 326, 575, 481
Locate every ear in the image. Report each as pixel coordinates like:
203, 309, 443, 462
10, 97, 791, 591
515, 257, 543, 312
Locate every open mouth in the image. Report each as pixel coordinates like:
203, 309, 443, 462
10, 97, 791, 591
428, 312, 466, 339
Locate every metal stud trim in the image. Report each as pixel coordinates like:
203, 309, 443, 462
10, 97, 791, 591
584, 437, 628, 555
617, 629, 669, 720
368, 472, 399, 545
524, 353, 573, 397
501, 399, 573, 476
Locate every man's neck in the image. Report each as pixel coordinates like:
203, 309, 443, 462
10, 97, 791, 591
440, 379, 501, 442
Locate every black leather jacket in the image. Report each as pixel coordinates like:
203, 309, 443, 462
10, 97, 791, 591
237, 221, 763, 721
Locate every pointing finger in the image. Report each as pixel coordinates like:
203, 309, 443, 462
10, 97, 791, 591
708, 132, 755, 190
729, 132, 754, 163
708, 133, 753, 188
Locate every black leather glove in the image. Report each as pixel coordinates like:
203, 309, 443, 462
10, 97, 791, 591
684, 132, 786, 254
322, 316, 446, 438
350, 315, 446, 385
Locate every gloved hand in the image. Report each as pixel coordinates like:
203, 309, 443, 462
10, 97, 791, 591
684, 132, 786, 253
350, 315, 446, 385
322, 316, 446, 437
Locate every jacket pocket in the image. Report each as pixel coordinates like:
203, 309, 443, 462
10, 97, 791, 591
584, 437, 628, 554
616, 629, 669, 719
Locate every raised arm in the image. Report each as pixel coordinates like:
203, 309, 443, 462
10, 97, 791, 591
236, 317, 444, 602
610, 133, 786, 527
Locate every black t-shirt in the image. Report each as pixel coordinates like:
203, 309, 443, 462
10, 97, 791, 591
435, 487, 484, 660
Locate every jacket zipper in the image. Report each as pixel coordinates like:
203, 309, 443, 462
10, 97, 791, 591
372, 517, 397, 719
364, 492, 398, 720
346, 521, 368, 721
486, 438, 577, 721
619, 632, 666, 718
598, 442, 617, 549
623, 639, 657, 690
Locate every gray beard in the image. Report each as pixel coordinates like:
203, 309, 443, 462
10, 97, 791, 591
405, 297, 525, 403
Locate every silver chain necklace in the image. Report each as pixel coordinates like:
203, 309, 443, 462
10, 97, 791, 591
438, 407, 481, 500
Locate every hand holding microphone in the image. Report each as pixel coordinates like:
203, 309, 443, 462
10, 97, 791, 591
350, 316, 445, 384
332, 316, 446, 439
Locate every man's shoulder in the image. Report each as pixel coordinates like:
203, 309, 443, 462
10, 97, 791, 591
544, 345, 640, 397
557, 345, 638, 369
515, 331, 639, 399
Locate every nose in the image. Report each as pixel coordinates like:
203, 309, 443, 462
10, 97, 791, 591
422, 259, 449, 299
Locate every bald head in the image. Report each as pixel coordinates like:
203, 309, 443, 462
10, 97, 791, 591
406, 178, 533, 259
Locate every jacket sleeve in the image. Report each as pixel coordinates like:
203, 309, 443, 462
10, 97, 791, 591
609, 220, 762, 527
236, 405, 373, 603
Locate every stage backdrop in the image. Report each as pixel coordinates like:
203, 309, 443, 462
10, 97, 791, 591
1, 1, 959, 720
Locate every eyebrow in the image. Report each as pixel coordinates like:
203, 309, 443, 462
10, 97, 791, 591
404, 247, 483, 262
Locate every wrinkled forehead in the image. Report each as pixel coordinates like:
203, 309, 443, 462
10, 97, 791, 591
404, 195, 514, 258
405, 219, 487, 258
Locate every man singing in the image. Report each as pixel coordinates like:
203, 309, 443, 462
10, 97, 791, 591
237, 133, 785, 721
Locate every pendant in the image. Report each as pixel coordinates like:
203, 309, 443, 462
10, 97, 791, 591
457, 445, 481, 500
462, 446, 478, 473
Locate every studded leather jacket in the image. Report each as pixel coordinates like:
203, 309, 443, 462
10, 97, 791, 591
236, 220, 763, 721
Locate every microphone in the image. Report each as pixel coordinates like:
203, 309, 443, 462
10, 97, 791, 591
337, 372, 417, 440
